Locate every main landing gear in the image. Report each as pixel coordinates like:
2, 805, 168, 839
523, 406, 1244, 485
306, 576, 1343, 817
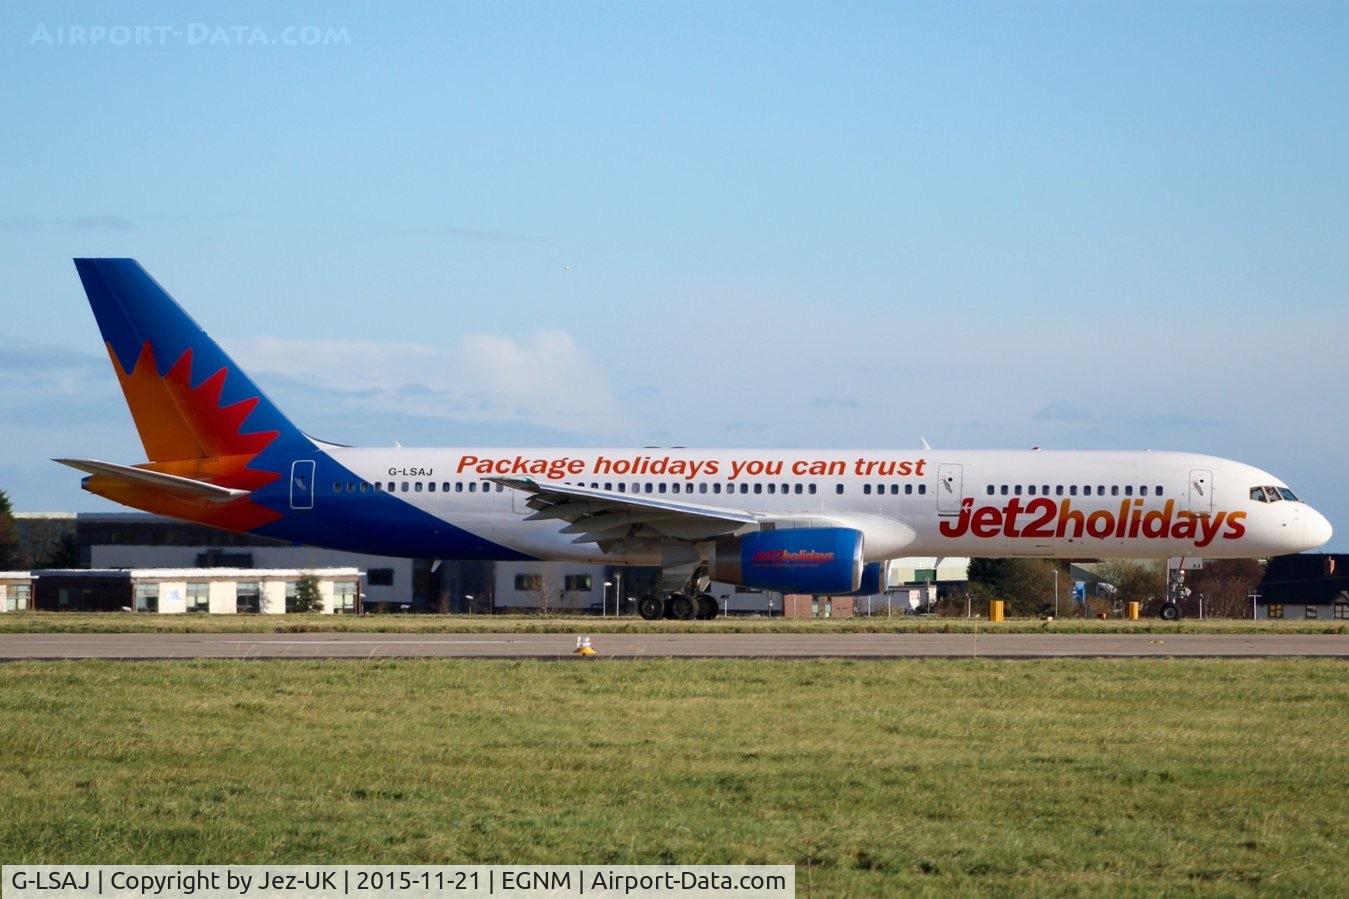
637, 592, 720, 621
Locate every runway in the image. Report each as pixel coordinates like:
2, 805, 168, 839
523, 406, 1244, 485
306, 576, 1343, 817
0, 632, 1346, 660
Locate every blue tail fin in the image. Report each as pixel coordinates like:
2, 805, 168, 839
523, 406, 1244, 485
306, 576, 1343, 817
73, 258, 310, 462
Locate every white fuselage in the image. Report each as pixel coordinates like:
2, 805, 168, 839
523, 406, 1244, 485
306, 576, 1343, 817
320, 447, 1332, 564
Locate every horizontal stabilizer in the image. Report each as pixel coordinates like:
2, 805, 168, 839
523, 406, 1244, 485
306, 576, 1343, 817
54, 458, 250, 503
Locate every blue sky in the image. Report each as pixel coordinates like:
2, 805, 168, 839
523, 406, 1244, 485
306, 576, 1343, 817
1, 1, 1345, 549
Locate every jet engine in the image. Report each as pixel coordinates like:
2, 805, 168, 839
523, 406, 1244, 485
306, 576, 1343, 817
710, 527, 864, 594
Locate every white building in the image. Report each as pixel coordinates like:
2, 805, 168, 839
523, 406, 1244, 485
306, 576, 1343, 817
0, 568, 363, 614
493, 562, 611, 612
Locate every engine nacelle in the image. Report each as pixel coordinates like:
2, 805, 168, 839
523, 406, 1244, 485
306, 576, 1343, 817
710, 527, 864, 594
835, 561, 886, 596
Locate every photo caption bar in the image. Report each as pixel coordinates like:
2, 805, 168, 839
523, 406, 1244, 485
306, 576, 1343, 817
3, 866, 794, 899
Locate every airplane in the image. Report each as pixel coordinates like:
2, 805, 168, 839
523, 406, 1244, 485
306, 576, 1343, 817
58, 258, 1333, 620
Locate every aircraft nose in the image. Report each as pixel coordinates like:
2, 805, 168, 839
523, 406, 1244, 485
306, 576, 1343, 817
1304, 508, 1334, 550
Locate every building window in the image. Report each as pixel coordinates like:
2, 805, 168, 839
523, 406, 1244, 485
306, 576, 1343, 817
913, 568, 937, 584
1267, 603, 1284, 619
332, 581, 357, 614
186, 582, 209, 613
564, 575, 592, 592
134, 583, 159, 613
284, 581, 300, 613
368, 568, 395, 586
1334, 603, 1348, 620
1305, 605, 1319, 619
514, 573, 543, 592
236, 582, 261, 614
5, 584, 30, 612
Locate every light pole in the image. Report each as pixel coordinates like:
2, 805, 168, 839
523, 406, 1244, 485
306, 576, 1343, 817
603, 580, 613, 617
464, 594, 474, 615
1054, 568, 1059, 618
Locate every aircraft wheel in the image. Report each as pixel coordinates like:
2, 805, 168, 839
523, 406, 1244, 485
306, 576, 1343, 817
1159, 602, 1181, 621
697, 594, 719, 620
637, 595, 665, 621
669, 593, 697, 620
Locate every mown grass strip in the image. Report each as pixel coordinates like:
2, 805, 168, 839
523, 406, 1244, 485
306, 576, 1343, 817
0, 658, 1344, 896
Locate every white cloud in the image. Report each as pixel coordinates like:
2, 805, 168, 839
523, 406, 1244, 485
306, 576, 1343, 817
226, 331, 619, 435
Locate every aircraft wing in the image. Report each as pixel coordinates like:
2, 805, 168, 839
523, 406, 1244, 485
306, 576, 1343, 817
54, 458, 250, 503
488, 476, 757, 549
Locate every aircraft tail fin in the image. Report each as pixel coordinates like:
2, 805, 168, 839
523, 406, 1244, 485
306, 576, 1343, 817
72, 258, 310, 463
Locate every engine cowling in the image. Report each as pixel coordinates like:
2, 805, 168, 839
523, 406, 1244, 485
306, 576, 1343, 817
710, 527, 864, 594
835, 561, 886, 596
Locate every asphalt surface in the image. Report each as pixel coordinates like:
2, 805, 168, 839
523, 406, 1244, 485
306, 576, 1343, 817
0, 632, 1345, 660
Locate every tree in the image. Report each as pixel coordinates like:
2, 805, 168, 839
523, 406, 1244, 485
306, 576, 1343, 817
1185, 559, 1265, 618
34, 532, 78, 568
967, 558, 1059, 616
1093, 561, 1166, 614
0, 489, 21, 570
291, 574, 325, 613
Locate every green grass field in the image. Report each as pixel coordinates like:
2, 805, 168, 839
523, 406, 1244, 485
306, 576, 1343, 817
1, 659, 1345, 897
1, 611, 1344, 635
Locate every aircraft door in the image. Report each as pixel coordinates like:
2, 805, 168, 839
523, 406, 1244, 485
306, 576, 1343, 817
937, 463, 964, 515
290, 460, 315, 510
1187, 468, 1213, 515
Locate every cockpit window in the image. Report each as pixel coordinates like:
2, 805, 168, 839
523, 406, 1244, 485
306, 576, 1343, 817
1250, 487, 1267, 502
1263, 486, 1281, 503
1278, 487, 1298, 502
1252, 485, 1298, 503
